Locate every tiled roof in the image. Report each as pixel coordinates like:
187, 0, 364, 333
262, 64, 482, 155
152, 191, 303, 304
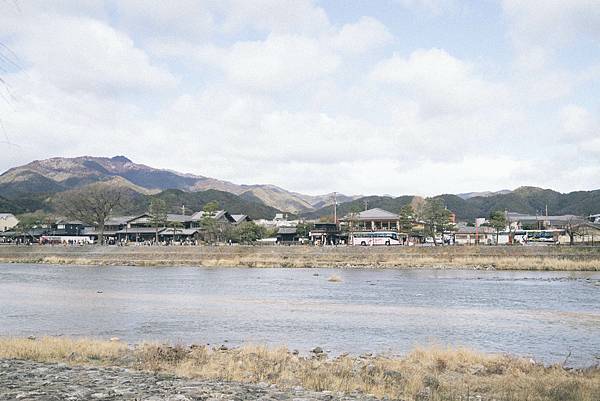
345, 208, 399, 221
191, 210, 235, 223
115, 227, 162, 234
456, 226, 496, 234
277, 227, 297, 235
506, 212, 582, 223
105, 215, 137, 225
166, 214, 193, 223
231, 214, 249, 223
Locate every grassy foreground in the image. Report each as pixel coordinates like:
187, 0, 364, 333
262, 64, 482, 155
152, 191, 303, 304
1, 244, 600, 270
1, 337, 598, 401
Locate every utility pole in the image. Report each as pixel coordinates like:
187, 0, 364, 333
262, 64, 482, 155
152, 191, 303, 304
333, 192, 337, 225
364, 200, 368, 211
182, 205, 186, 215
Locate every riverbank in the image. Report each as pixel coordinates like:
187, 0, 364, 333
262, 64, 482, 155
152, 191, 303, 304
1, 337, 599, 401
0, 359, 371, 401
1, 244, 600, 270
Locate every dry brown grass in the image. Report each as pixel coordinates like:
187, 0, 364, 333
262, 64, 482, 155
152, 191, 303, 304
0, 336, 128, 364
0, 337, 598, 400
2, 244, 600, 270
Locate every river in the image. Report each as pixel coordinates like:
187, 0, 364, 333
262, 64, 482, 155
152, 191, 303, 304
1, 264, 598, 366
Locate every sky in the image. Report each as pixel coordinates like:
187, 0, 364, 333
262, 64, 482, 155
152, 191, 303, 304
0, 0, 599, 197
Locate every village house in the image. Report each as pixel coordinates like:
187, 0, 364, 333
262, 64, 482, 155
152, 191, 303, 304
454, 225, 501, 245
254, 213, 303, 229
465, 212, 597, 245
309, 222, 344, 245
277, 227, 299, 243
568, 222, 600, 244
588, 214, 600, 223
82, 210, 240, 243
340, 208, 401, 231
190, 210, 236, 226
506, 212, 583, 231
2, 227, 48, 244
50, 220, 87, 236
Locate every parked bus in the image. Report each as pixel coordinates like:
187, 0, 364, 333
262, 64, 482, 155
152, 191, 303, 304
523, 229, 563, 244
350, 231, 402, 246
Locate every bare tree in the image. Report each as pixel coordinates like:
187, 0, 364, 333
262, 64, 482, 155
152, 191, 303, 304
56, 183, 124, 245
564, 216, 585, 246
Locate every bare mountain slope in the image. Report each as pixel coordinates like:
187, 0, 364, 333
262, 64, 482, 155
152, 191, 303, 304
0, 156, 354, 213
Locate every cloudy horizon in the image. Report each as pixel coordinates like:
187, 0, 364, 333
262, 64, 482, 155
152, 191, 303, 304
1, 1, 599, 197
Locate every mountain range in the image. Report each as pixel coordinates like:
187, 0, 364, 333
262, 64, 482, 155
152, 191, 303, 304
456, 190, 512, 200
0, 156, 357, 214
305, 187, 600, 221
0, 156, 598, 221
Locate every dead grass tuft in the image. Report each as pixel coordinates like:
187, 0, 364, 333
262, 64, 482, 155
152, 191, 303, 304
3, 245, 600, 270
0, 336, 127, 364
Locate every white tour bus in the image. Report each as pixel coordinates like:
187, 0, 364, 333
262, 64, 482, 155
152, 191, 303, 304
351, 231, 402, 246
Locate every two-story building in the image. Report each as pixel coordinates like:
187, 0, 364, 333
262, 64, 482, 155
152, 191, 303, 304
309, 222, 344, 245
340, 208, 401, 231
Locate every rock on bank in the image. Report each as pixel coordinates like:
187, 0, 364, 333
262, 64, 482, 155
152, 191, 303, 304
0, 359, 374, 401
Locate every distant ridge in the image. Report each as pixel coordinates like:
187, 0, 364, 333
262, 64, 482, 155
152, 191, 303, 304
1, 156, 598, 221
457, 190, 512, 200
303, 187, 600, 221
0, 156, 359, 214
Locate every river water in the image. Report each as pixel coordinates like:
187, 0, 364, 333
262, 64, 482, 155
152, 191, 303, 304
1, 264, 599, 366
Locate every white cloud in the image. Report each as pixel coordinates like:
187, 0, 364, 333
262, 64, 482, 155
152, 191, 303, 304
214, 0, 330, 36
0, 72, 143, 171
147, 15, 394, 89
560, 105, 594, 139
559, 104, 600, 158
370, 49, 508, 114
196, 35, 340, 90
503, 0, 600, 102
395, 0, 458, 14
503, 0, 600, 47
114, 0, 215, 39
331, 17, 393, 55
14, 15, 177, 94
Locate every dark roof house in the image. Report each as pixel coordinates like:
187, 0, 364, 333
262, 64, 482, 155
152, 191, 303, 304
277, 227, 298, 243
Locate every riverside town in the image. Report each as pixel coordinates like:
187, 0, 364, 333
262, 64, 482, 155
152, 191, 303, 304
2, 203, 600, 247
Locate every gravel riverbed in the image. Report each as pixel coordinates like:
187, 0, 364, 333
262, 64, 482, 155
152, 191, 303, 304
0, 359, 378, 401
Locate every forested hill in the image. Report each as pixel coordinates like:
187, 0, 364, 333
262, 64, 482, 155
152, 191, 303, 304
1, 188, 282, 220
136, 189, 282, 219
304, 187, 600, 221
301, 195, 417, 220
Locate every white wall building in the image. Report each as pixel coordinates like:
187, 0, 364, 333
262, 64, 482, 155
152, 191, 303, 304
254, 214, 303, 228
0, 213, 19, 232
